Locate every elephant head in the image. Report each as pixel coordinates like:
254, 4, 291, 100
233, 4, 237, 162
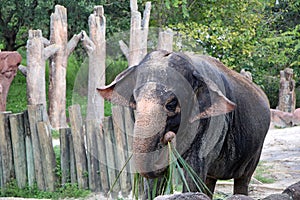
98, 51, 236, 178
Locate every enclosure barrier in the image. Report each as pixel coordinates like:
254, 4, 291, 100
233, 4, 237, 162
0, 104, 138, 198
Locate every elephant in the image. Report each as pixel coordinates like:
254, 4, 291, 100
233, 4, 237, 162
98, 50, 270, 198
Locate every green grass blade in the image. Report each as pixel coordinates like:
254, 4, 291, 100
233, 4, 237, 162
170, 143, 213, 196
108, 153, 133, 196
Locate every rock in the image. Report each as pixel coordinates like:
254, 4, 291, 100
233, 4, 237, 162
226, 194, 254, 200
0, 51, 22, 111
292, 108, 300, 126
262, 193, 290, 200
154, 192, 210, 200
270, 109, 293, 128
283, 181, 300, 199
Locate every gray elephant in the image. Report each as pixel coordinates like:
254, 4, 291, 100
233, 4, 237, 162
98, 50, 270, 198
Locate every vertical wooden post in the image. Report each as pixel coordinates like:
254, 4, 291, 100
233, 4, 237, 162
277, 68, 296, 113
49, 5, 68, 129
96, 126, 109, 194
60, 127, 77, 184
86, 120, 101, 192
23, 110, 35, 187
111, 106, 131, 195
102, 117, 119, 197
157, 29, 174, 52
81, 6, 106, 123
49, 5, 82, 129
68, 104, 88, 189
37, 122, 56, 192
129, 1, 151, 66
68, 131, 77, 184
0, 112, 13, 189
9, 113, 27, 189
60, 128, 71, 185
26, 30, 58, 120
123, 107, 135, 188
27, 104, 47, 190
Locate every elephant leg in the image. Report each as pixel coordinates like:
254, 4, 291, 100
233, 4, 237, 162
205, 177, 217, 198
233, 176, 251, 195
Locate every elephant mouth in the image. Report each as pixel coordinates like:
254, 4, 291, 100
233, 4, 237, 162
134, 131, 177, 179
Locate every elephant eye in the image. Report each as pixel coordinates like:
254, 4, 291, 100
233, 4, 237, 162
165, 98, 178, 112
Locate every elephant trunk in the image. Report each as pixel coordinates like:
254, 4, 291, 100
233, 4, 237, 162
132, 99, 170, 178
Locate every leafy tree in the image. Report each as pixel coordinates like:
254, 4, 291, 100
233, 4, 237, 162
0, 0, 52, 50
139, 0, 189, 27
0, 0, 130, 51
168, 0, 265, 70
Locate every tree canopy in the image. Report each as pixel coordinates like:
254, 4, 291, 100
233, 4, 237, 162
0, 0, 130, 50
0, 0, 299, 107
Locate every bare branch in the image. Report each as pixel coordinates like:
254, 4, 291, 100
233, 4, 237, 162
42, 37, 50, 46
18, 65, 27, 77
67, 32, 83, 56
142, 2, 151, 30
44, 44, 60, 60
81, 30, 95, 55
130, 0, 138, 12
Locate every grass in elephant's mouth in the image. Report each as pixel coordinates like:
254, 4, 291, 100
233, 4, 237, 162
109, 143, 211, 199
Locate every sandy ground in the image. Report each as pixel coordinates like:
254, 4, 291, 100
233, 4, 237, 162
215, 125, 300, 199
1, 126, 300, 200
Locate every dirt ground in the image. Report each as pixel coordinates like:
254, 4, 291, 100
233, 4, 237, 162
1, 126, 300, 200
215, 125, 300, 199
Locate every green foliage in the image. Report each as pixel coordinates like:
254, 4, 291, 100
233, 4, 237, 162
6, 70, 27, 113
0, 180, 90, 199
51, 130, 60, 139
131, 143, 210, 199
0, 145, 90, 199
169, 0, 265, 70
0, 0, 131, 51
166, 0, 299, 108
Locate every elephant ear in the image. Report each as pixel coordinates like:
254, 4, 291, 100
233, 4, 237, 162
190, 72, 236, 123
97, 66, 137, 107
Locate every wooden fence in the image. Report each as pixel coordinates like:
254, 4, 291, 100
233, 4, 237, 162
0, 104, 136, 198
0, 0, 175, 197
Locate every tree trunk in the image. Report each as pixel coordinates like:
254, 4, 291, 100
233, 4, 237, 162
49, 5, 68, 129
48, 5, 82, 129
86, 6, 106, 123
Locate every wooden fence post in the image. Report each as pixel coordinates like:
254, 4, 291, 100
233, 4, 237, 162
27, 104, 48, 190
49, 5, 82, 129
112, 106, 131, 195
128, 1, 151, 66
0, 112, 13, 190
102, 117, 119, 197
86, 120, 101, 192
26, 30, 59, 120
96, 125, 109, 194
60, 128, 73, 185
37, 122, 56, 192
82, 6, 106, 123
157, 29, 174, 52
9, 113, 27, 189
23, 110, 35, 187
68, 104, 88, 189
